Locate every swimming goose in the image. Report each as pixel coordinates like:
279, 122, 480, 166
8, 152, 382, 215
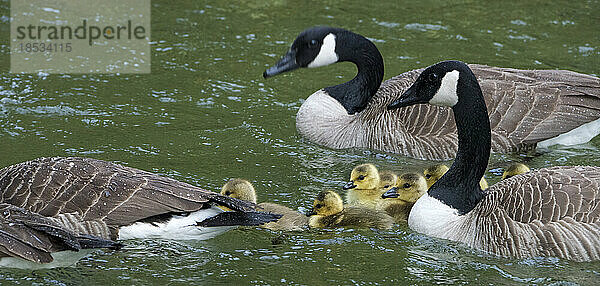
308, 190, 393, 229
387, 60, 600, 261
502, 163, 531, 180
343, 163, 385, 209
263, 26, 600, 161
424, 164, 489, 190
379, 173, 428, 222
0, 157, 281, 266
220, 178, 308, 231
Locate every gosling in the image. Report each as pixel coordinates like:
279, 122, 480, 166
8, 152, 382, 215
221, 179, 308, 231
379, 173, 428, 222
308, 190, 394, 230
343, 163, 387, 209
502, 163, 531, 179
424, 164, 489, 190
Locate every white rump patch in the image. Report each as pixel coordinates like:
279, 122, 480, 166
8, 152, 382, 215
307, 33, 338, 68
0, 249, 95, 269
537, 117, 600, 148
429, 70, 459, 107
117, 206, 233, 241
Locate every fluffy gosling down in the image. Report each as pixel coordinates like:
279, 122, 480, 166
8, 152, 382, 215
424, 164, 489, 190
343, 163, 387, 209
308, 190, 394, 230
221, 179, 308, 231
502, 163, 531, 179
379, 173, 428, 222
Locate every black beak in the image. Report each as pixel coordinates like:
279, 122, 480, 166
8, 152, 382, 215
387, 85, 425, 110
263, 50, 299, 78
342, 181, 357, 190
307, 209, 316, 216
381, 187, 399, 199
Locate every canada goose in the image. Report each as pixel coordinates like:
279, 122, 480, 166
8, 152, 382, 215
0, 157, 281, 267
343, 163, 384, 209
220, 178, 308, 231
387, 60, 600, 261
379, 173, 428, 222
424, 164, 489, 190
502, 163, 531, 180
308, 190, 393, 229
263, 26, 600, 161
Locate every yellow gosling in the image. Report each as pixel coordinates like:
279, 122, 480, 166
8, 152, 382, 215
378, 173, 428, 222
502, 163, 531, 179
308, 190, 393, 230
424, 164, 488, 190
343, 163, 384, 209
221, 179, 308, 231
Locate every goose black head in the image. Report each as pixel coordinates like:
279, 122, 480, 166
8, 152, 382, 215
263, 26, 348, 78
388, 60, 471, 110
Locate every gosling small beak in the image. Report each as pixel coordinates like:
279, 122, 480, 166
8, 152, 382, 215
381, 187, 399, 199
307, 209, 316, 216
387, 85, 425, 110
342, 181, 357, 190
263, 49, 299, 78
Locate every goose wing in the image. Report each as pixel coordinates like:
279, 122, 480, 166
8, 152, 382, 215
0, 203, 119, 263
481, 166, 600, 224
364, 65, 600, 160
0, 157, 256, 231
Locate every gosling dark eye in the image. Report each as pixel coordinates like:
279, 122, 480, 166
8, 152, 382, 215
427, 73, 438, 83
308, 39, 318, 48
357, 175, 366, 181
383, 185, 390, 189
315, 204, 322, 209
224, 191, 231, 195
403, 183, 411, 188
425, 174, 431, 179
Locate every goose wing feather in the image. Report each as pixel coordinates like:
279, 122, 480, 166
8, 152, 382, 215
0, 157, 256, 230
0, 203, 119, 263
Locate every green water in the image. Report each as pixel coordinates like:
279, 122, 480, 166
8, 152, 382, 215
1, 0, 600, 284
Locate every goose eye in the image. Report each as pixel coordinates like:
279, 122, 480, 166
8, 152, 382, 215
403, 183, 411, 188
224, 191, 231, 195
427, 73, 438, 82
425, 174, 431, 179
383, 185, 390, 189
308, 39, 318, 47
357, 175, 366, 181
315, 203, 322, 209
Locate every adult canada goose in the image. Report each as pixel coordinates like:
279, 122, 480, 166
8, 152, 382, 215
424, 164, 489, 190
379, 173, 428, 222
502, 163, 531, 179
263, 26, 600, 160
0, 157, 281, 267
387, 60, 600, 261
343, 163, 385, 209
308, 190, 393, 229
220, 178, 308, 231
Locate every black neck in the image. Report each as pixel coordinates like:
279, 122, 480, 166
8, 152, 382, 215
428, 70, 490, 214
324, 31, 384, 115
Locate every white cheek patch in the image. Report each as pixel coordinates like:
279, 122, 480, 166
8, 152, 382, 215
307, 33, 338, 68
429, 70, 459, 107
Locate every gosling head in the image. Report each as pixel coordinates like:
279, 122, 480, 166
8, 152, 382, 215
381, 173, 427, 203
309, 190, 344, 216
379, 171, 398, 190
423, 164, 449, 189
220, 178, 257, 203
343, 163, 380, 190
502, 163, 531, 179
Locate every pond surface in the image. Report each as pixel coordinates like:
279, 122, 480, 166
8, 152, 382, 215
1, 0, 599, 284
